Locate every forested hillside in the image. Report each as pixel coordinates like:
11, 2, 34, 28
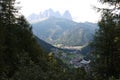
35, 36, 56, 52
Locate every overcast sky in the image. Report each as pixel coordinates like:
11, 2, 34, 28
18, 0, 102, 23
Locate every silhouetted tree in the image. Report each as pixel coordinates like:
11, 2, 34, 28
92, 0, 120, 79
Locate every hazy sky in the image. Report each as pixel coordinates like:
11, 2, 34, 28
18, 0, 102, 22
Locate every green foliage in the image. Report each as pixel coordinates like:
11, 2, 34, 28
92, 12, 120, 80
92, 0, 120, 80
74, 67, 87, 80
109, 76, 116, 80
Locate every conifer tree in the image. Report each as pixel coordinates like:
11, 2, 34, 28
92, 0, 120, 79
0, 0, 18, 78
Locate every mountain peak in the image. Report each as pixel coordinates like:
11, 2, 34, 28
63, 10, 72, 20
27, 9, 73, 22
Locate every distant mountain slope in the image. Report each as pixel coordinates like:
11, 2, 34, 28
35, 36, 55, 52
57, 23, 95, 46
32, 17, 98, 46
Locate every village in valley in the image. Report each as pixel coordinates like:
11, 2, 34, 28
51, 46, 91, 68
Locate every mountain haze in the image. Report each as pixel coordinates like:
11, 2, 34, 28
27, 8, 72, 22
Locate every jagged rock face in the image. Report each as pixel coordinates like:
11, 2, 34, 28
63, 10, 72, 20
54, 11, 61, 18
43, 9, 54, 17
27, 8, 72, 22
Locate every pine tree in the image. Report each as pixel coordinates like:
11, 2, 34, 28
92, 0, 120, 79
0, 0, 18, 78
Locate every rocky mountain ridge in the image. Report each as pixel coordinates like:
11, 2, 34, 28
27, 8, 72, 22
